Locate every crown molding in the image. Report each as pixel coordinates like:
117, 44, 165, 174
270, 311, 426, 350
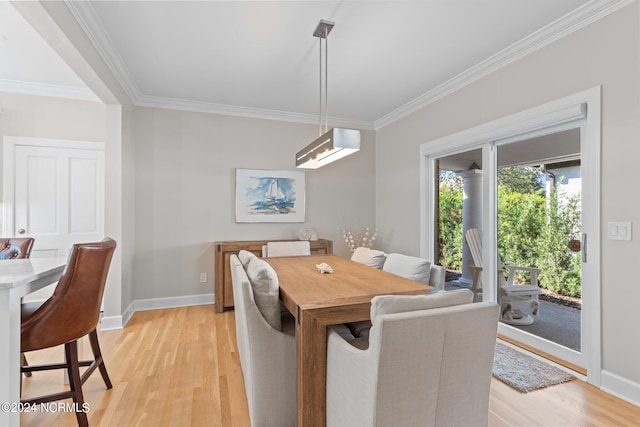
65, 0, 374, 130
64, 0, 630, 131
65, 0, 140, 105
0, 78, 99, 102
374, 0, 634, 130
136, 94, 375, 130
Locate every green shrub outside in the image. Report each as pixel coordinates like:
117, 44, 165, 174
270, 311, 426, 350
438, 168, 582, 298
438, 182, 464, 270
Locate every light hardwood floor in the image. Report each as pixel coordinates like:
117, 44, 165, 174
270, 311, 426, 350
20, 305, 640, 426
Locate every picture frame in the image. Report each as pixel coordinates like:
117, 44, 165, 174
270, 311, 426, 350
235, 169, 306, 223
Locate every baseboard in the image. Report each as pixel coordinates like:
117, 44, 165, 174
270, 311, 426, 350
99, 293, 214, 331
100, 301, 134, 331
100, 314, 124, 331
121, 301, 136, 327
133, 293, 214, 312
601, 370, 640, 407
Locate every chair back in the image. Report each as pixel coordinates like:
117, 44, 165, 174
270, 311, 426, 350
382, 253, 431, 284
466, 228, 483, 268
21, 238, 117, 352
326, 297, 499, 427
429, 264, 446, 290
350, 247, 387, 269
465, 228, 485, 298
0, 237, 35, 259
466, 228, 514, 287
264, 241, 310, 257
371, 301, 498, 426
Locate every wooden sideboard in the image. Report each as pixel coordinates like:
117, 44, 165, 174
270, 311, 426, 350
214, 239, 333, 313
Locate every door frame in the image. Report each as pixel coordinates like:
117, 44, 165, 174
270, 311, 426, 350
2, 136, 105, 237
419, 87, 601, 385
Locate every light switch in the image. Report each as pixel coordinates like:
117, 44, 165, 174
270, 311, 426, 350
608, 222, 632, 241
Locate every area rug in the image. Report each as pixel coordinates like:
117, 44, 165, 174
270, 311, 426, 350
492, 343, 576, 392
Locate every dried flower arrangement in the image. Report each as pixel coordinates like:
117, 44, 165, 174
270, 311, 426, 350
342, 227, 378, 254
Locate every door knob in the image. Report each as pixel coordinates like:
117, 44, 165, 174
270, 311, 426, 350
18, 228, 26, 234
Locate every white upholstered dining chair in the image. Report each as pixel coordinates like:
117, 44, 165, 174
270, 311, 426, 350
230, 253, 295, 427
382, 253, 446, 290
326, 290, 499, 427
350, 246, 387, 268
347, 252, 448, 339
262, 240, 311, 258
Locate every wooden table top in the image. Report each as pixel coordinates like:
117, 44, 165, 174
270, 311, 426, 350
265, 254, 431, 312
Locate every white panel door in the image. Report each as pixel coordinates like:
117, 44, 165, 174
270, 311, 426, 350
6, 139, 104, 258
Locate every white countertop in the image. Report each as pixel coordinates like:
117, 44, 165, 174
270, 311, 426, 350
0, 257, 67, 289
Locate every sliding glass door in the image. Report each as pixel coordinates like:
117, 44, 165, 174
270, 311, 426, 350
420, 88, 601, 382
495, 128, 584, 370
430, 128, 586, 372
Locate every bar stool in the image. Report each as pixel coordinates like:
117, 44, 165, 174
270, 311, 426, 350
21, 238, 117, 427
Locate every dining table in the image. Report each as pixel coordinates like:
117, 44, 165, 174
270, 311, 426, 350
264, 254, 432, 427
0, 257, 67, 427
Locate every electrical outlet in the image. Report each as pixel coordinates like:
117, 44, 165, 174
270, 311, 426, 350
200, 273, 207, 283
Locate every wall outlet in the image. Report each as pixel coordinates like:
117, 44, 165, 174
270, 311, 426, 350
200, 273, 207, 283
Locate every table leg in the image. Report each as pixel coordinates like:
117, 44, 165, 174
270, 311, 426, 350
0, 288, 22, 427
296, 308, 328, 427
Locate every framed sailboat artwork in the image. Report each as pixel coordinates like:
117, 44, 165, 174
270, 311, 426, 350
235, 169, 306, 223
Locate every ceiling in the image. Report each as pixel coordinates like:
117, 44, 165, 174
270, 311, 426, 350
2, 0, 603, 129
0, 1, 98, 101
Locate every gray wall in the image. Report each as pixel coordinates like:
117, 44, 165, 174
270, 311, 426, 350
133, 106, 375, 299
0, 91, 376, 309
375, 4, 640, 386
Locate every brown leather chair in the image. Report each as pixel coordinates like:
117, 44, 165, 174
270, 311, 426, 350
0, 237, 34, 259
21, 238, 116, 427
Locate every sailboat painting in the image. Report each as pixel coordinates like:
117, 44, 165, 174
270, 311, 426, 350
235, 169, 305, 222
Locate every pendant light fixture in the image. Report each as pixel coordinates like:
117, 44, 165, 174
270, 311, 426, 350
296, 20, 361, 169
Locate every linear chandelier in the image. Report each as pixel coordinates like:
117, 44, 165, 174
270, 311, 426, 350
296, 20, 361, 169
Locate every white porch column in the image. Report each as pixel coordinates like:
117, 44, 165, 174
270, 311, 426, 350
459, 169, 482, 284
